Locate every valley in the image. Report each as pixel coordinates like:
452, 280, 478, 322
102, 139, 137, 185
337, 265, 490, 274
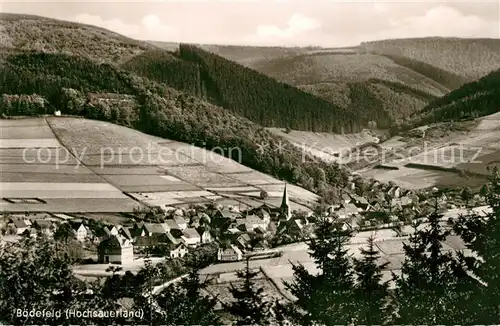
1, 9, 500, 326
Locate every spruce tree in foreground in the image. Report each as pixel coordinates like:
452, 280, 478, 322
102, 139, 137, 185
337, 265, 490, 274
227, 257, 275, 325
353, 235, 391, 325
135, 270, 221, 325
452, 168, 500, 323
284, 218, 357, 325
393, 207, 479, 324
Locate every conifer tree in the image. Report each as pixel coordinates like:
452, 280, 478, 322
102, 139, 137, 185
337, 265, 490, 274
227, 257, 275, 325
284, 218, 357, 325
353, 235, 391, 325
393, 207, 478, 324
452, 168, 500, 323
134, 270, 220, 325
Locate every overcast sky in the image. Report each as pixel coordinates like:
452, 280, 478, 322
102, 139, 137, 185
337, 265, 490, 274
1, 1, 499, 47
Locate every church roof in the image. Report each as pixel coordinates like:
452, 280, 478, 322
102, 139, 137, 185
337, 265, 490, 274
281, 183, 290, 208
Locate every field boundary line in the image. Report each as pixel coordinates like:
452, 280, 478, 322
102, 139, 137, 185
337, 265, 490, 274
44, 117, 145, 209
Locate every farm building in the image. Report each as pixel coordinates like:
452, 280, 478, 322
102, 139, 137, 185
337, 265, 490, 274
98, 235, 134, 264
218, 244, 243, 261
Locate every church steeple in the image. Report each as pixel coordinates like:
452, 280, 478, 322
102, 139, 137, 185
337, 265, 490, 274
280, 183, 291, 221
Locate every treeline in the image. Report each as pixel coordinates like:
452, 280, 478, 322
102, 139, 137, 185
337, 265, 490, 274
177, 44, 361, 133
0, 94, 49, 115
0, 51, 349, 194
417, 68, 500, 125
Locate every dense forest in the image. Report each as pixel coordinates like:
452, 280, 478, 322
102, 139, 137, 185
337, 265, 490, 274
124, 44, 362, 133
0, 51, 349, 196
416, 68, 500, 125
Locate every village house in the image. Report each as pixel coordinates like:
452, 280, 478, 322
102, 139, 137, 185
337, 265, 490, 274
141, 223, 167, 237
74, 223, 90, 242
341, 193, 352, 205
252, 240, 268, 251
196, 227, 213, 244
387, 186, 402, 198
182, 228, 201, 247
8, 218, 30, 235
118, 227, 133, 241
168, 243, 189, 259
32, 220, 54, 237
173, 216, 187, 230
277, 218, 307, 237
163, 219, 181, 231
349, 194, 370, 210
243, 214, 269, 230
335, 203, 360, 219
214, 207, 241, 221
217, 244, 243, 261
98, 235, 134, 265
109, 225, 121, 236
234, 233, 252, 251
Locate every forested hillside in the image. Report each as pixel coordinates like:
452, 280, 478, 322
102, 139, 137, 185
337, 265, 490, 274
416, 68, 500, 125
0, 51, 349, 196
126, 44, 363, 133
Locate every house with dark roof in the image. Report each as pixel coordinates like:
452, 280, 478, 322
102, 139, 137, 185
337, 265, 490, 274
252, 240, 268, 251
214, 208, 241, 220
118, 227, 133, 241
142, 223, 168, 236
349, 194, 370, 210
234, 233, 252, 250
277, 218, 305, 236
8, 218, 29, 235
32, 220, 54, 237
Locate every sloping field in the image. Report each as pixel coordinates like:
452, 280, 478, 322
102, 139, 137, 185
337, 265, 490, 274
46, 117, 319, 209
0, 118, 139, 212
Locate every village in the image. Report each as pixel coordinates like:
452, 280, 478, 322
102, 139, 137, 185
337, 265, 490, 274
0, 180, 485, 273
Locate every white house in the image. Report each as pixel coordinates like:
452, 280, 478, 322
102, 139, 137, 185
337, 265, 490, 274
217, 244, 243, 261
109, 225, 121, 236
98, 235, 134, 265
169, 243, 189, 259
74, 223, 89, 242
